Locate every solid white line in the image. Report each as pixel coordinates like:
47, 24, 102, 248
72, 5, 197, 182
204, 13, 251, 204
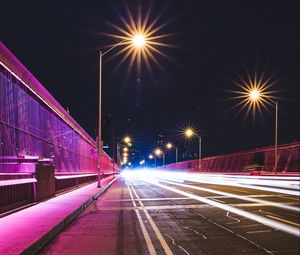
127, 182, 157, 255
129, 182, 174, 255
246, 230, 273, 234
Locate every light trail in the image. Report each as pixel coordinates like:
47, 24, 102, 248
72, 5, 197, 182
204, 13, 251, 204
141, 177, 300, 237
144, 171, 300, 196
152, 177, 300, 212
121, 170, 300, 237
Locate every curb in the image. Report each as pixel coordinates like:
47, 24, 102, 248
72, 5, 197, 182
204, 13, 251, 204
21, 175, 119, 255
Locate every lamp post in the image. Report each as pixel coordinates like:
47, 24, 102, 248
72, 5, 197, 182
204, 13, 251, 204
97, 37, 145, 188
148, 154, 155, 167
166, 142, 178, 164
248, 89, 279, 175
155, 148, 164, 168
185, 128, 202, 170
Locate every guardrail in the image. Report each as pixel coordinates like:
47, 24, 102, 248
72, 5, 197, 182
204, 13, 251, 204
164, 142, 300, 174
0, 42, 119, 214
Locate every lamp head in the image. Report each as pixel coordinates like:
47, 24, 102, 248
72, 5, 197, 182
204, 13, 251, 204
132, 34, 146, 48
155, 148, 162, 156
166, 143, 173, 149
185, 128, 194, 138
123, 136, 131, 144
249, 89, 261, 101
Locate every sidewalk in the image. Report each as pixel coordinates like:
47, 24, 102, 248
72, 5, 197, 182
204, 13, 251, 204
0, 175, 118, 255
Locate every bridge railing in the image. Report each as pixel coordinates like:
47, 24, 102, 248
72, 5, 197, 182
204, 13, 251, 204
0, 42, 117, 214
164, 142, 300, 174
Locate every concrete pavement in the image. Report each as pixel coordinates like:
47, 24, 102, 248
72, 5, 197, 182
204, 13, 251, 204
0, 175, 117, 255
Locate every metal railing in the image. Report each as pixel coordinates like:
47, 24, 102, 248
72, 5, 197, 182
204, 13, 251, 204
164, 142, 300, 174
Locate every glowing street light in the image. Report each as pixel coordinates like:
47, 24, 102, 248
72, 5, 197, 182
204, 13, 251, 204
232, 71, 279, 174
155, 148, 165, 167
123, 147, 128, 152
249, 89, 261, 101
166, 142, 178, 164
155, 148, 163, 156
97, 6, 172, 186
185, 128, 194, 138
184, 128, 202, 170
166, 142, 172, 149
132, 34, 146, 48
123, 136, 131, 144
247, 89, 279, 175
97, 27, 149, 188
148, 154, 155, 167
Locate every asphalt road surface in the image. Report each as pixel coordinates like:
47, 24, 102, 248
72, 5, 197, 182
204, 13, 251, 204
40, 171, 300, 255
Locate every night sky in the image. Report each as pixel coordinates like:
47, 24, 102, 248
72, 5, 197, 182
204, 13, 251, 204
1, 0, 299, 160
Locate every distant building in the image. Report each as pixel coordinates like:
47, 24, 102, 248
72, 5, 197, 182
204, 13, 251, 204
102, 114, 111, 153
156, 132, 164, 146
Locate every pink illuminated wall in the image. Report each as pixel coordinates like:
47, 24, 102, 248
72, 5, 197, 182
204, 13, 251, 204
0, 42, 114, 174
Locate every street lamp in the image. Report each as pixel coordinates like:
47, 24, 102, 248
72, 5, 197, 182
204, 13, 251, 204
97, 34, 146, 188
155, 148, 165, 167
248, 89, 279, 175
166, 142, 178, 164
132, 34, 146, 48
148, 154, 155, 167
185, 128, 202, 170
123, 136, 131, 144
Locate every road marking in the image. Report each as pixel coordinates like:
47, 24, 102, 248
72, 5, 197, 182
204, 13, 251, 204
129, 182, 174, 255
184, 226, 207, 240
279, 196, 300, 201
164, 234, 190, 255
195, 213, 273, 255
246, 230, 273, 234
230, 224, 261, 229
258, 209, 299, 221
210, 198, 225, 203
226, 211, 241, 224
266, 215, 300, 227
231, 189, 250, 194
127, 182, 157, 255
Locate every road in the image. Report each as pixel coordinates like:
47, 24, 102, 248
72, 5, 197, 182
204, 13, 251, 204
40, 171, 300, 255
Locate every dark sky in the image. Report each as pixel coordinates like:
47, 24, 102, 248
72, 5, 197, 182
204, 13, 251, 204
1, 0, 299, 159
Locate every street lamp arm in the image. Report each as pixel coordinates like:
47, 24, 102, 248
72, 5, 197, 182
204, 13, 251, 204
102, 40, 127, 57
268, 98, 278, 105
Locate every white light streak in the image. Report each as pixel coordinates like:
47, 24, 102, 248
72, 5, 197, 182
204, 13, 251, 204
142, 177, 300, 237
154, 178, 299, 212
